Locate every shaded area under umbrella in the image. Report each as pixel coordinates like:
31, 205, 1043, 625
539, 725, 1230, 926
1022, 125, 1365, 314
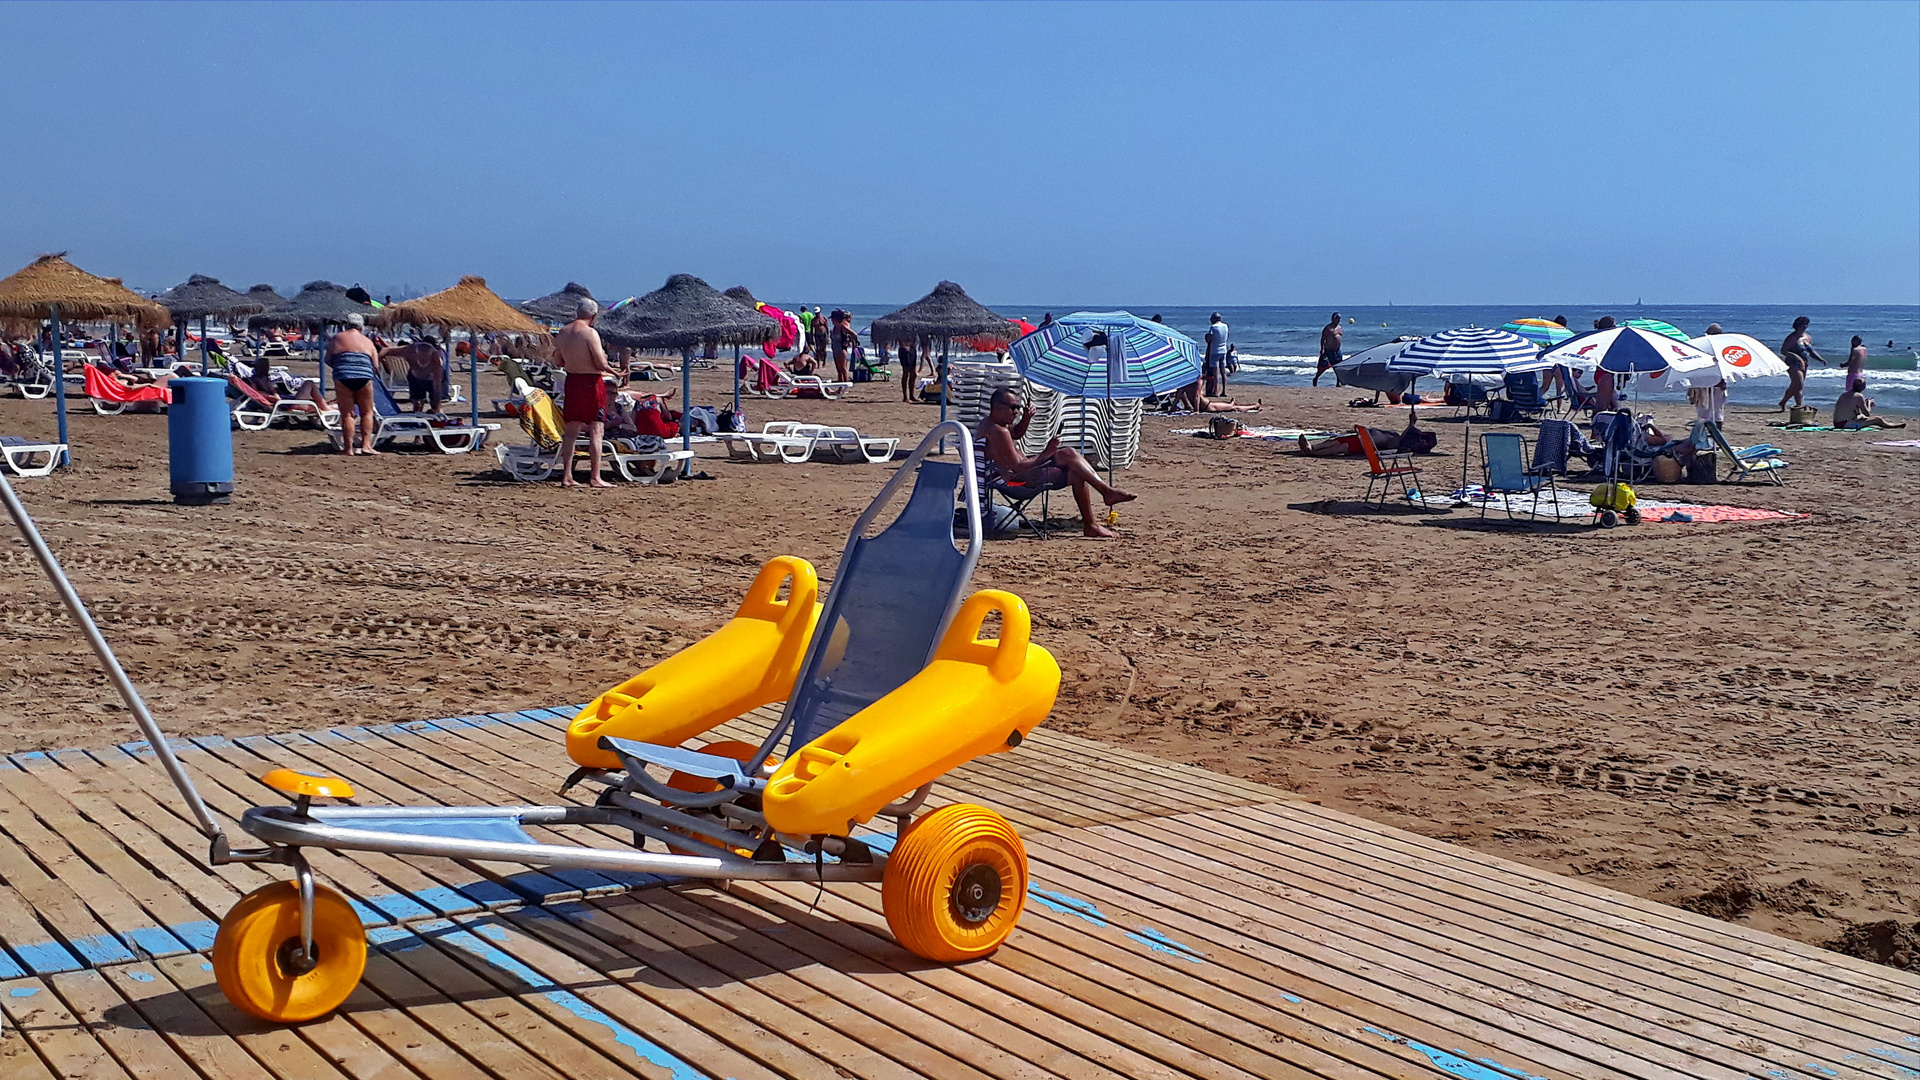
519, 282, 596, 327
597, 274, 779, 453
249, 281, 376, 394
155, 274, 265, 375
383, 276, 546, 427
0, 254, 171, 466
871, 281, 1012, 434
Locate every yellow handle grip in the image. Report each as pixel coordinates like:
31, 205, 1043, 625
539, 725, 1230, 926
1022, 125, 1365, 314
934, 590, 1031, 682
735, 556, 819, 632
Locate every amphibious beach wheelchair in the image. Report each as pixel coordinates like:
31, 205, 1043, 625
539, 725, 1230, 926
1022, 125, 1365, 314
0, 421, 1059, 1024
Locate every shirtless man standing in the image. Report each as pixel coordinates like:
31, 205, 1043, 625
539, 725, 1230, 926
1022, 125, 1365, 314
1312, 312, 1343, 386
379, 337, 446, 412
555, 299, 617, 488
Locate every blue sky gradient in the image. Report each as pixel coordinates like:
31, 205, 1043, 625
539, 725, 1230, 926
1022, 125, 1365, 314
2, 1, 1914, 305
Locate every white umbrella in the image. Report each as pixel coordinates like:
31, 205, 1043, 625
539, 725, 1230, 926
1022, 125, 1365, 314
1656, 333, 1788, 389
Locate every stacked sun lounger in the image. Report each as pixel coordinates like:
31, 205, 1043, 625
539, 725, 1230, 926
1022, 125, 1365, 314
947, 359, 1025, 426
1018, 385, 1143, 470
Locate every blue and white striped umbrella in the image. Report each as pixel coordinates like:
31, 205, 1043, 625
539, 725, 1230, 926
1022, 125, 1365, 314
1009, 311, 1199, 398
1387, 326, 1548, 378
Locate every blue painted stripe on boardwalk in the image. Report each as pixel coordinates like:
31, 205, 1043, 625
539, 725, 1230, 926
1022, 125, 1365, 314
372, 918, 714, 1080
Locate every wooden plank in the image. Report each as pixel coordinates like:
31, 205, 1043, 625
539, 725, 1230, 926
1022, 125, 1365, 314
370, 922, 660, 1080
1145, 804, 1916, 1053
593, 890, 1020, 1080
1053, 818, 1883, 1080
0, 985, 64, 1080
353, 941, 573, 1080
1250, 801, 1920, 1016
149, 954, 356, 1080
100, 962, 284, 1080
501, 904, 895, 1080
0, 792, 145, 970
412, 913, 787, 1080
46, 969, 204, 1080
0, 975, 137, 1080
698, 881, 1251, 1080
1018, 829, 1802, 1080
1, 758, 213, 952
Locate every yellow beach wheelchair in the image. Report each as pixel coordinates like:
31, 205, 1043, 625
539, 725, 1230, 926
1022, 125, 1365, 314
0, 420, 1059, 1024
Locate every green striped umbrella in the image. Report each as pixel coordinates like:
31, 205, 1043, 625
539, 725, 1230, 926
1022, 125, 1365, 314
1625, 318, 1689, 341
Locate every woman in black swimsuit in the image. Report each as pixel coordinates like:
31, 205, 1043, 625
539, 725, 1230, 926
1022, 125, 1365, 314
1778, 316, 1825, 411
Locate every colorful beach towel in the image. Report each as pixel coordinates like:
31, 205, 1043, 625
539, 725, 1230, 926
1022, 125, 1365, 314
1402, 485, 1806, 523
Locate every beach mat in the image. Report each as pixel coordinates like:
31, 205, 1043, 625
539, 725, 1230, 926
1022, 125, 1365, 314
1872, 438, 1920, 448
1403, 485, 1807, 523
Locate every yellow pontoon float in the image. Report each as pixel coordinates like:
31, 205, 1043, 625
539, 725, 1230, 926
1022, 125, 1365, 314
0, 421, 1059, 1023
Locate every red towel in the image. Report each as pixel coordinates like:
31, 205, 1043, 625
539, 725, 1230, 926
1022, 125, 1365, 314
83, 365, 171, 405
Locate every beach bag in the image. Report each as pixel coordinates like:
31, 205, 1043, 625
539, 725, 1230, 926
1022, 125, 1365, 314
1589, 482, 1637, 512
717, 407, 745, 433
684, 405, 720, 436
1686, 452, 1718, 484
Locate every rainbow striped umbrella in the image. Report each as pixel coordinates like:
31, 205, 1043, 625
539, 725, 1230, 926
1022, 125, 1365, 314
1500, 318, 1575, 347
1009, 311, 1198, 398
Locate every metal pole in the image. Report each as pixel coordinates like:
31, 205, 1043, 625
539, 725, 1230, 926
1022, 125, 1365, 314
0, 469, 225, 841
732, 345, 741, 417
938, 338, 950, 453
317, 323, 330, 396
51, 303, 70, 466
681, 345, 693, 452
199, 316, 210, 375
469, 326, 479, 427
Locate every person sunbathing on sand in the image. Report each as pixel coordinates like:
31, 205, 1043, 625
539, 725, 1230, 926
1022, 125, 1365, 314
1297, 413, 1438, 457
1833, 379, 1906, 429
977, 387, 1136, 539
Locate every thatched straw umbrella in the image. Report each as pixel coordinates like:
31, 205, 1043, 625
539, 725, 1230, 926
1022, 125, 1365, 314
249, 281, 376, 393
246, 284, 285, 307
383, 276, 546, 426
870, 280, 1012, 430
519, 282, 596, 326
155, 274, 265, 374
0, 254, 171, 466
598, 274, 779, 452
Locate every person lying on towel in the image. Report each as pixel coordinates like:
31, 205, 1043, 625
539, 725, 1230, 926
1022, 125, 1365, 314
1296, 415, 1438, 457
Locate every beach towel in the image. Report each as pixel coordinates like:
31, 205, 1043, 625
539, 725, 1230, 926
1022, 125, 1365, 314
1872, 438, 1920, 448
1174, 426, 1339, 441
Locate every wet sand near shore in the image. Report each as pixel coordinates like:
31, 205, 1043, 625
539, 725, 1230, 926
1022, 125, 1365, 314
3, 367, 1916, 966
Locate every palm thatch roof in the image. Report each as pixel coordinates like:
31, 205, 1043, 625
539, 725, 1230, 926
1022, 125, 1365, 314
246, 284, 285, 306
0, 254, 171, 327
519, 282, 595, 325
249, 280, 374, 329
870, 280, 1011, 344
597, 273, 779, 350
155, 274, 265, 322
381, 276, 545, 335
722, 285, 759, 309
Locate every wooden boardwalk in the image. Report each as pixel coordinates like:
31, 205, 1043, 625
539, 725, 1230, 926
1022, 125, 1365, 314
0, 705, 1913, 1080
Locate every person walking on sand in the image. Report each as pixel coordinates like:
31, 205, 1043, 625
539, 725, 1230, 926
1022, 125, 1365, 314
1312, 312, 1343, 386
976, 388, 1135, 539
327, 314, 381, 456
1778, 316, 1825, 411
829, 310, 854, 384
898, 335, 918, 402
1203, 312, 1230, 396
555, 298, 617, 488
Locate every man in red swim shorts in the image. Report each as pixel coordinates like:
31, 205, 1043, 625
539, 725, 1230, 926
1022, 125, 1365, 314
555, 298, 618, 488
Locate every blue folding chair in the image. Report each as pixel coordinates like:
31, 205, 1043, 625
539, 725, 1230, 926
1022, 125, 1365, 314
1480, 432, 1551, 521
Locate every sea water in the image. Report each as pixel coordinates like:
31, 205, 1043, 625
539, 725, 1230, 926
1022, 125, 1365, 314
812, 303, 1920, 414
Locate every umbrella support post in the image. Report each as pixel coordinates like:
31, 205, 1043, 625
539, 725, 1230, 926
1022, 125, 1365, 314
681, 345, 693, 455
199, 317, 209, 375
937, 338, 950, 454
51, 304, 70, 467
469, 325, 480, 429
732, 345, 741, 418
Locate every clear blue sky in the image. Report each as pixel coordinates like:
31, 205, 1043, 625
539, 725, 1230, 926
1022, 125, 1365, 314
2, 1, 1914, 306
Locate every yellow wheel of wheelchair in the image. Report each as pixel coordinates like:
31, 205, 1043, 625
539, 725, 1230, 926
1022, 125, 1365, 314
883, 804, 1026, 962
212, 881, 366, 1023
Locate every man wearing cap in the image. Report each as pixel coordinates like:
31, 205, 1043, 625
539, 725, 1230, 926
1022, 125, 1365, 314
1312, 312, 1343, 386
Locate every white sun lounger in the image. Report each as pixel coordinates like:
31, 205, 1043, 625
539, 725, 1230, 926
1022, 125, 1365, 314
494, 441, 694, 484
746, 372, 853, 400
719, 424, 819, 464
0, 437, 64, 477
782, 424, 899, 464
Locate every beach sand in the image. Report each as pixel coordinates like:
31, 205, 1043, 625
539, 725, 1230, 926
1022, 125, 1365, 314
2, 368, 1916, 967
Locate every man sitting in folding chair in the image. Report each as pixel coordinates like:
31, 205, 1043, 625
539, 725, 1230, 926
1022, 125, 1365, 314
975, 388, 1135, 539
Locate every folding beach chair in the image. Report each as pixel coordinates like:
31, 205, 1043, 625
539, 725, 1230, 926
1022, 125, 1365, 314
1492, 371, 1548, 423
1358, 427, 1421, 505
1480, 432, 1552, 522
1705, 421, 1788, 485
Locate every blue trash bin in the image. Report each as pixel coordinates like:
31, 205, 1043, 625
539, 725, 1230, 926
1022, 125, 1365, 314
167, 376, 234, 505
